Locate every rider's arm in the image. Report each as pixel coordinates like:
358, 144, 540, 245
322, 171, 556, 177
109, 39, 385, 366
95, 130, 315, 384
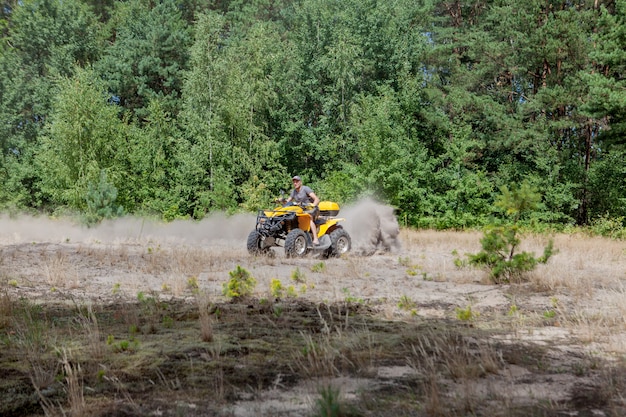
308, 191, 320, 207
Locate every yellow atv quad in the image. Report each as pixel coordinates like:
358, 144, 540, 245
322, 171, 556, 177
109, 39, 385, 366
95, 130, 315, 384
247, 200, 351, 258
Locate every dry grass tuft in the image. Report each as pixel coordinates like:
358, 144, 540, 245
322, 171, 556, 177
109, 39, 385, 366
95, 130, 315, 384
555, 284, 626, 350
406, 328, 505, 415
569, 361, 626, 413
39, 251, 79, 289
0, 290, 13, 330
11, 309, 58, 391
400, 229, 487, 283
530, 234, 625, 294
410, 329, 502, 381
611, 284, 626, 329
409, 346, 445, 417
76, 304, 104, 361
293, 316, 372, 379
162, 272, 192, 297
60, 349, 86, 417
197, 292, 214, 342
295, 332, 342, 378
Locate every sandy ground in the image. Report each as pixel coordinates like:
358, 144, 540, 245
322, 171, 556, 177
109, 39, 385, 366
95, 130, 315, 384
1, 200, 626, 416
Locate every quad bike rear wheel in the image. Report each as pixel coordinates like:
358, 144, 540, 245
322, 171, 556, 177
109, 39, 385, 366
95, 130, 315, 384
327, 228, 351, 257
285, 229, 308, 258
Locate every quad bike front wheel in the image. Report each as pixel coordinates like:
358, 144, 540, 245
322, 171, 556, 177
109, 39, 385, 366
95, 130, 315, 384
285, 229, 308, 258
327, 228, 351, 257
247, 230, 271, 256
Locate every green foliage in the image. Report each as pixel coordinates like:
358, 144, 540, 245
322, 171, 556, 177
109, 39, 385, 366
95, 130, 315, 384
452, 249, 468, 268
311, 262, 326, 273
312, 385, 359, 417
272, 304, 283, 318
36, 67, 129, 211
397, 295, 416, 311
589, 215, 626, 240
223, 266, 257, 300
291, 267, 306, 284
543, 310, 556, 319
0, 0, 103, 210
494, 182, 541, 222
341, 288, 363, 304
125, 99, 183, 216
467, 182, 556, 284
96, 0, 191, 120
269, 278, 283, 299
113, 338, 138, 353
587, 151, 626, 222
0, 0, 625, 231
469, 230, 555, 283
177, 11, 288, 218
239, 178, 274, 212
84, 170, 124, 225
162, 205, 186, 222
162, 315, 174, 328
187, 276, 199, 294
455, 305, 478, 322
286, 285, 298, 298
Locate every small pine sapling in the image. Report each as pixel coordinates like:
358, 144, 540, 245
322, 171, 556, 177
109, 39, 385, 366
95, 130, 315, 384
223, 265, 257, 300
468, 181, 556, 284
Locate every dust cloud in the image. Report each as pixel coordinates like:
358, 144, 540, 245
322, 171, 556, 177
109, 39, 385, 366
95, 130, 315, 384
341, 197, 401, 255
0, 198, 400, 253
0, 213, 257, 246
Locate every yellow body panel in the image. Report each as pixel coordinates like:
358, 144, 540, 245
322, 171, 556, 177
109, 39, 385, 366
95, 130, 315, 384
317, 218, 344, 237
297, 214, 311, 231
319, 201, 340, 216
263, 205, 300, 217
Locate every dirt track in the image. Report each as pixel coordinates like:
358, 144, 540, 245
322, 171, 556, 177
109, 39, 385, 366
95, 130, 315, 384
1, 206, 626, 416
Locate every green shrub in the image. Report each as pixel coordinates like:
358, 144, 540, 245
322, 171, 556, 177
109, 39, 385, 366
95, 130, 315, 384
84, 170, 124, 226
466, 181, 556, 284
397, 295, 416, 311
590, 214, 626, 239
455, 305, 478, 321
311, 262, 326, 273
291, 267, 306, 283
223, 266, 257, 300
270, 278, 284, 298
312, 385, 360, 417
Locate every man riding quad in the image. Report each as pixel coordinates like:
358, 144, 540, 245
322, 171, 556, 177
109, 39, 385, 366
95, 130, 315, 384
247, 175, 351, 257
284, 175, 321, 246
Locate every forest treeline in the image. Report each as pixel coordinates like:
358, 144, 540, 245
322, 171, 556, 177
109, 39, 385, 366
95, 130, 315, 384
0, 0, 624, 229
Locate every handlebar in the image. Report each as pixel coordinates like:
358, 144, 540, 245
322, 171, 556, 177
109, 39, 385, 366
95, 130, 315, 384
273, 199, 313, 209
